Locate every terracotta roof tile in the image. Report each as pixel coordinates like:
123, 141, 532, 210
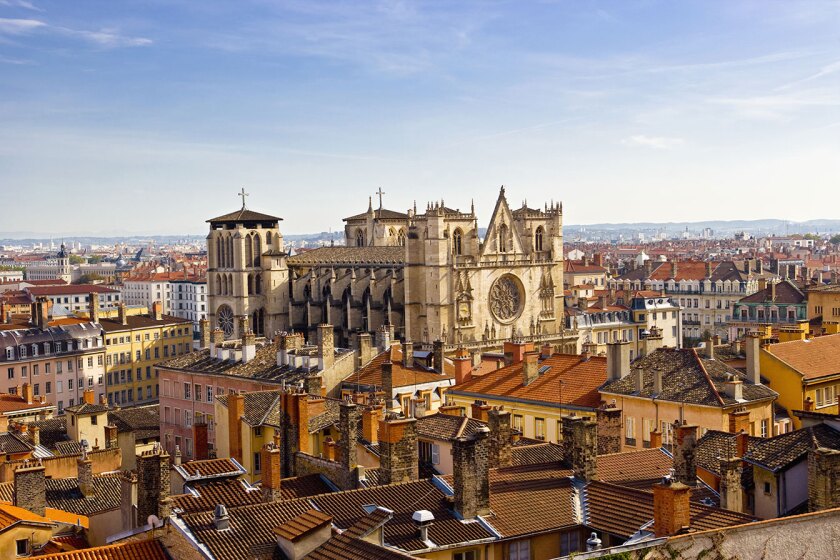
177, 458, 244, 480
288, 246, 404, 266
274, 508, 332, 541
766, 334, 840, 380
344, 345, 454, 389
33, 539, 170, 560
744, 424, 840, 472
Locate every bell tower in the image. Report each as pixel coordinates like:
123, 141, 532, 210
207, 190, 286, 339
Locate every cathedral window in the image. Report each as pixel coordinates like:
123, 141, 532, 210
254, 234, 262, 267
255, 274, 262, 295
356, 229, 366, 247
453, 228, 463, 256
397, 229, 406, 247
245, 235, 254, 268
535, 226, 544, 252
498, 224, 508, 253
266, 231, 272, 247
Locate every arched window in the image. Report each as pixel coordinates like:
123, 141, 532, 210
453, 228, 463, 256
389, 228, 396, 244
535, 226, 544, 252
227, 236, 234, 268
245, 235, 253, 268
215, 238, 222, 268
397, 229, 406, 247
228, 273, 234, 295
247, 274, 254, 295
254, 233, 262, 267
255, 274, 262, 294
266, 231, 272, 247
498, 224, 508, 252
356, 229, 365, 247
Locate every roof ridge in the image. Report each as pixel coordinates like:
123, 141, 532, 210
693, 349, 726, 406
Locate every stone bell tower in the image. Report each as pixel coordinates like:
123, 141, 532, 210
207, 189, 287, 339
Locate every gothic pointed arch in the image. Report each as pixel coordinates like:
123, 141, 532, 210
254, 233, 262, 267
453, 228, 463, 256
498, 223, 508, 253
535, 226, 544, 252
356, 228, 366, 247
245, 235, 254, 267
397, 228, 406, 247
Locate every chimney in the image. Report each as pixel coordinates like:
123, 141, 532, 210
88, 292, 99, 323
36, 296, 49, 330
452, 426, 491, 519
358, 333, 373, 367
432, 340, 445, 373
117, 303, 127, 326
28, 425, 40, 448
606, 341, 631, 381
719, 456, 744, 513
653, 368, 664, 395
487, 407, 512, 468
804, 396, 815, 412
338, 401, 359, 471
634, 368, 645, 394
173, 444, 181, 466
375, 324, 392, 351
402, 340, 414, 368
200, 318, 210, 349
210, 328, 224, 354
746, 331, 761, 385
454, 354, 472, 384
378, 414, 418, 485
758, 278, 767, 291
412, 397, 427, 419
565, 417, 598, 482
228, 393, 245, 464
703, 334, 715, 360
522, 351, 539, 386
540, 343, 552, 360
673, 423, 698, 486
0, 301, 7, 324
22, 383, 33, 405
807, 447, 840, 512
280, 391, 311, 476
728, 409, 751, 433
362, 406, 383, 443
706, 261, 713, 278
503, 341, 526, 366
213, 504, 230, 531
241, 330, 256, 363
723, 376, 744, 401
120, 472, 138, 530
653, 478, 691, 536
136, 446, 171, 524
317, 324, 334, 371
105, 424, 118, 450
381, 361, 394, 410
261, 442, 283, 502
470, 400, 491, 422
650, 430, 662, 448
14, 464, 46, 516
193, 422, 209, 461
83, 389, 95, 405
152, 301, 163, 321
671, 261, 678, 279
78, 452, 95, 499
595, 405, 622, 455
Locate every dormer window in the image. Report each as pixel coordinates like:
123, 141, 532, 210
30, 344, 37, 357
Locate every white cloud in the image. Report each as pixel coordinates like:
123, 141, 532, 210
58, 27, 153, 47
621, 135, 684, 150
0, 0, 43, 11
0, 17, 45, 34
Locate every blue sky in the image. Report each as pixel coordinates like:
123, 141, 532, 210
1, 1, 839, 236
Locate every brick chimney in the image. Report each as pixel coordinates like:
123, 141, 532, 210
804, 396, 815, 412
452, 425, 491, 519
650, 430, 662, 448
540, 343, 552, 360
88, 292, 99, 323
595, 406, 622, 455
719, 456, 744, 513
807, 447, 840, 512
117, 302, 127, 326
281, 391, 311, 477
193, 422, 209, 461
152, 301, 163, 321
136, 446, 170, 524
432, 340, 445, 373
35, 296, 49, 330
606, 341, 630, 381
402, 341, 414, 369
261, 441, 282, 503
378, 414, 418, 485
199, 318, 210, 349
14, 463, 46, 516
338, 401, 359, 471
78, 452, 94, 499
522, 351, 539, 386
673, 423, 698, 486
21, 383, 33, 405
317, 324, 334, 371
487, 407, 512, 468
381, 361, 394, 410
746, 331, 761, 384
0, 301, 7, 324
362, 406, 383, 443
83, 389, 95, 405
470, 400, 491, 422
227, 393, 245, 464
454, 354, 472, 384
503, 340, 526, 366
564, 417, 598, 482
653, 478, 691, 537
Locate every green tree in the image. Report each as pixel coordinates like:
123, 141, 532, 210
69, 255, 84, 264
830, 234, 840, 245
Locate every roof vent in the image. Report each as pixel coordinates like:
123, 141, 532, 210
214, 504, 230, 531
412, 510, 434, 543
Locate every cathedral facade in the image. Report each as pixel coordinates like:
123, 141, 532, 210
207, 187, 574, 351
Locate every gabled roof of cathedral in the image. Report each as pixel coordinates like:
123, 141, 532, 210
344, 208, 408, 221
288, 246, 404, 266
206, 208, 282, 224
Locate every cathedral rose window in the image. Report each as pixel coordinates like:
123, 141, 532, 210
489, 274, 524, 323
217, 305, 235, 338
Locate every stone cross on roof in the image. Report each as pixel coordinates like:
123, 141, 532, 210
376, 187, 386, 210
239, 187, 249, 209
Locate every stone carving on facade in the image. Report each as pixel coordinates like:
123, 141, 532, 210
489, 274, 524, 323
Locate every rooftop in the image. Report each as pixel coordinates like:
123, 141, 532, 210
765, 334, 840, 381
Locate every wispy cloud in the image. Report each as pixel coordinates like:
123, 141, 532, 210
621, 135, 684, 150
709, 90, 840, 119
0, 0, 43, 11
0, 16, 151, 47
778, 59, 840, 90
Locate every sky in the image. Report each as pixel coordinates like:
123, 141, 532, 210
1, 0, 840, 236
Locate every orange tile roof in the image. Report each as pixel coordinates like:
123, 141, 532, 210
0, 502, 55, 529
343, 344, 454, 388
33, 539, 169, 560
45, 507, 89, 528
766, 334, 840, 380
449, 353, 607, 409
0, 393, 52, 413
273, 508, 332, 541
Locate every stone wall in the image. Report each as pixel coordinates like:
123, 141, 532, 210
294, 452, 357, 490
378, 417, 418, 485
595, 406, 621, 455
452, 428, 490, 519
808, 447, 840, 511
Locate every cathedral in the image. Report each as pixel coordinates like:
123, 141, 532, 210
206, 187, 576, 352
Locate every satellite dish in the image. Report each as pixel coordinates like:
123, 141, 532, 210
147, 514, 162, 528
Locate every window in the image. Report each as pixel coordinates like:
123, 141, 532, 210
509, 540, 530, 560
512, 414, 523, 431
560, 531, 580, 556
453, 228, 463, 256
535, 417, 545, 440
184, 383, 191, 400
46, 381, 51, 394
207, 386, 213, 402
16, 538, 28, 556
7, 368, 13, 380
535, 226, 544, 252
764, 481, 771, 495
454, 551, 478, 560
185, 410, 192, 427
195, 384, 202, 401
498, 223, 508, 252
91, 413, 97, 425
625, 416, 636, 446
254, 451, 261, 473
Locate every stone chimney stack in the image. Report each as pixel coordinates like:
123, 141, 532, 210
673, 423, 698, 486
402, 341, 414, 369
808, 447, 840, 512
378, 414, 418, 485
653, 478, 691, 537
28, 425, 40, 448
357, 333, 373, 367
14, 463, 46, 516
487, 407, 512, 468
200, 318, 210, 349
338, 401, 359, 472
432, 340, 445, 373
117, 302, 127, 326
88, 292, 99, 323
136, 445, 170, 524
565, 417, 598, 482
381, 361, 394, 410
78, 452, 95, 499
606, 340, 631, 381
152, 301, 163, 321
35, 297, 49, 330
595, 405, 622, 455
746, 331, 761, 385
317, 324, 334, 371
241, 330, 256, 363
719, 456, 744, 513
22, 383, 33, 405
261, 441, 283, 503
227, 393, 245, 464
452, 425, 491, 519
521, 351, 540, 386
210, 328, 224, 354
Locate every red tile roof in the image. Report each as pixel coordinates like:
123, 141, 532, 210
344, 344, 454, 388
766, 334, 840, 381
33, 539, 169, 560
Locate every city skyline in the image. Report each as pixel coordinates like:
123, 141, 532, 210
2, 1, 840, 235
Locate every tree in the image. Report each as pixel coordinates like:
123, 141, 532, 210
69, 255, 84, 265
830, 234, 840, 245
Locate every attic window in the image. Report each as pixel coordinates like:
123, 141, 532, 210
538, 366, 551, 375
362, 504, 379, 514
